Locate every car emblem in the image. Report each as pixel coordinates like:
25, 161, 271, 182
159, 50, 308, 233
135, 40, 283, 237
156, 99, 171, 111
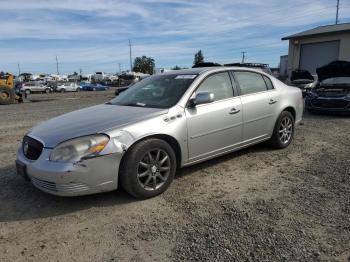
23, 141, 29, 155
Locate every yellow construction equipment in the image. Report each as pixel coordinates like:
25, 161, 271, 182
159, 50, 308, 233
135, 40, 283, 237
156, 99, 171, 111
0, 73, 22, 105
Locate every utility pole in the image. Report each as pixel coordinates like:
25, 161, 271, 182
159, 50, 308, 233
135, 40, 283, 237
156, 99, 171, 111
55, 55, 59, 75
241, 51, 246, 63
17, 63, 21, 75
336, 0, 340, 24
79, 68, 82, 81
118, 63, 121, 73
129, 40, 133, 72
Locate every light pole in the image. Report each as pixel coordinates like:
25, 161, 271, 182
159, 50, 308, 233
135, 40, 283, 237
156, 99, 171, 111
336, 0, 340, 24
129, 40, 133, 72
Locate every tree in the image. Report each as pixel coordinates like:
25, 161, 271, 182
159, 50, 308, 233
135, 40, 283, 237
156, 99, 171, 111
171, 65, 189, 70
171, 65, 181, 70
193, 50, 204, 66
133, 56, 155, 74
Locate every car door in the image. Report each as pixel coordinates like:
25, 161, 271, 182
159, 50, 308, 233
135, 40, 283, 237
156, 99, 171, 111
33, 82, 41, 92
232, 71, 278, 142
185, 71, 243, 162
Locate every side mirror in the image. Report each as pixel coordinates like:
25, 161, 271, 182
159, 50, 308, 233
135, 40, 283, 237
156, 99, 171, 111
188, 92, 215, 107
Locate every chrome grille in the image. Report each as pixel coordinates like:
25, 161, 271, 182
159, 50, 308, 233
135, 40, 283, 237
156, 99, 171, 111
31, 177, 89, 193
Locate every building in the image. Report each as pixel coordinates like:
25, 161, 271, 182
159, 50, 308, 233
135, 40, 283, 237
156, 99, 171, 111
279, 55, 288, 77
282, 23, 350, 77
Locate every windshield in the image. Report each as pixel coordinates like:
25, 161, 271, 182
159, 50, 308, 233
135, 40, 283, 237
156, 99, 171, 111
109, 74, 197, 108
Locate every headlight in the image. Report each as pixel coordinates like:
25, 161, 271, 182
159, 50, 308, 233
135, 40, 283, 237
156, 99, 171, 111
50, 134, 109, 163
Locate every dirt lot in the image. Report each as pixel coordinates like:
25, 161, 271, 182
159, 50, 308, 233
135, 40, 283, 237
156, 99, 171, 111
0, 90, 349, 261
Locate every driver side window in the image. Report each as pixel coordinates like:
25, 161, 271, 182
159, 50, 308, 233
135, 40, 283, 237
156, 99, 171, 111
196, 72, 234, 101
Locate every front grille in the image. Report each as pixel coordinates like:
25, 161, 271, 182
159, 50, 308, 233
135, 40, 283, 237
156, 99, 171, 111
311, 99, 349, 109
23, 136, 43, 160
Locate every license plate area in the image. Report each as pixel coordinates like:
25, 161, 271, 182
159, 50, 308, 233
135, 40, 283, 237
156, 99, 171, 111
16, 160, 30, 181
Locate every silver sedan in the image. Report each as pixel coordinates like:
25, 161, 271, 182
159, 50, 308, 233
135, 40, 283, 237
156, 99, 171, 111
16, 67, 303, 198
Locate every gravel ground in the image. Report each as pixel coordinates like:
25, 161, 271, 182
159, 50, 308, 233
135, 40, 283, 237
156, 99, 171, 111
0, 90, 349, 262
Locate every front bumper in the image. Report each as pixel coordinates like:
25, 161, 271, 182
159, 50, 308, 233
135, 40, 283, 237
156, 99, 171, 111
16, 147, 122, 196
305, 96, 350, 113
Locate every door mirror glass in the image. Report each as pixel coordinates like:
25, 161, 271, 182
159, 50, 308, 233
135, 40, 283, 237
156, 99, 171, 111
189, 92, 215, 107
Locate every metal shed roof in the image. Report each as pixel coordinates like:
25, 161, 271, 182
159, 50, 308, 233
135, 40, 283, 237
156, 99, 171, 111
282, 22, 350, 40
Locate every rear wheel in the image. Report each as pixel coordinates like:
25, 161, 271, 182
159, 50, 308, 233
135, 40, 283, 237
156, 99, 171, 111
269, 111, 294, 149
120, 139, 177, 199
25, 89, 31, 95
45, 88, 51, 94
60, 88, 65, 93
0, 86, 15, 105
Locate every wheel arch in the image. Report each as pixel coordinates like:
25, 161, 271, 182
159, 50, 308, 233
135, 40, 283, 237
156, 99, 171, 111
282, 106, 296, 122
118, 134, 182, 176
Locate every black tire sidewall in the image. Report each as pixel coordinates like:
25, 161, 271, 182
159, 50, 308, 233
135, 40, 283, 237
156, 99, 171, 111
120, 139, 177, 199
271, 111, 295, 149
0, 86, 15, 105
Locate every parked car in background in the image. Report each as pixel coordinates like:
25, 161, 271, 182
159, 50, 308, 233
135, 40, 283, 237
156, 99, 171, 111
21, 81, 52, 95
16, 67, 303, 198
85, 83, 109, 91
46, 81, 66, 92
56, 82, 80, 92
289, 69, 316, 96
305, 61, 350, 114
224, 63, 273, 75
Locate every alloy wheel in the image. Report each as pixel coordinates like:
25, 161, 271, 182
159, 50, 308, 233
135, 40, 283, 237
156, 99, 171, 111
279, 116, 293, 144
137, 148, 171, 191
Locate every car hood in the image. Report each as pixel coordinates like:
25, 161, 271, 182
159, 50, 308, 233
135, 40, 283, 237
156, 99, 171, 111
317, 60, 350, 82
291, 70, 314, 82
29, 104, 168, 147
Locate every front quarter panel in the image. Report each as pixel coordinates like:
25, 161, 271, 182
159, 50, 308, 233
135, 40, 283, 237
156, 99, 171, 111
105, 105, 188, 166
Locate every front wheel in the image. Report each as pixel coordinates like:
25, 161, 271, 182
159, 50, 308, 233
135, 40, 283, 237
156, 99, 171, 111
120, 139, 177, 199
269, 111, 294, 149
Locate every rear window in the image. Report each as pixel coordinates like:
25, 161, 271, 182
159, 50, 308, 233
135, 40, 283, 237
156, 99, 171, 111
234, 71, 267, 95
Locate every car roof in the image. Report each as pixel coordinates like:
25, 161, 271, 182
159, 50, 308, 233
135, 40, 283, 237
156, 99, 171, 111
161, 66, 269, 76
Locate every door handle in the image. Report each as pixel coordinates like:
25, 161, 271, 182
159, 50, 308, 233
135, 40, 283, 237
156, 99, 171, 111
269, 99, 278, 104
229, 108, 240, 114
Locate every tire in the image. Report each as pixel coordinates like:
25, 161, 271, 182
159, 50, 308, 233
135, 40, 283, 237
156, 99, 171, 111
76, 88, 80, 92
269, 111, 295, 149
0, 86, 15, 105
45, 88, 51, 94
120, 138, 177, 199
92, 88, 96, 91
25, 89, 31, 95
60, 89, 65, 93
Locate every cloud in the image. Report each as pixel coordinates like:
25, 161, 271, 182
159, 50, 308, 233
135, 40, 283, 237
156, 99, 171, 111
0, 0, 349, 73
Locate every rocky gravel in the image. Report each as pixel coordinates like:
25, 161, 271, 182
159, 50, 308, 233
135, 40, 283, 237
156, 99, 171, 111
0, 91, 349, 261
